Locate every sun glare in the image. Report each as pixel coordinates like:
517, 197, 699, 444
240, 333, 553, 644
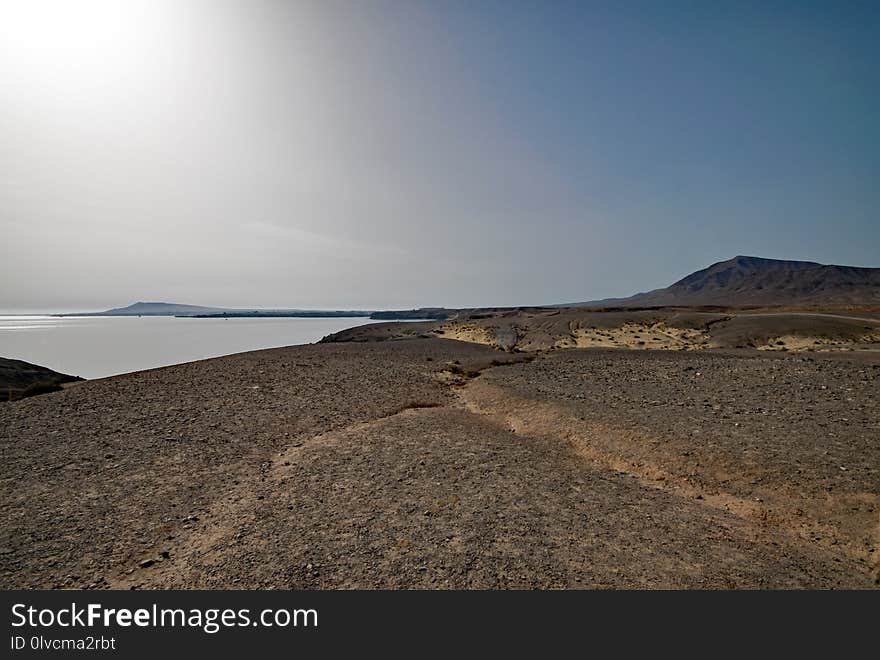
0, 0, 159, 89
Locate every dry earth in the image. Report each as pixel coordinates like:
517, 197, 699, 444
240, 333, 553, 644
327, 307, 880, 354
2, 332, 878, 589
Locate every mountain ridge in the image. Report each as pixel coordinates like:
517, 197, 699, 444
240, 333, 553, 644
577, 255, 880, 307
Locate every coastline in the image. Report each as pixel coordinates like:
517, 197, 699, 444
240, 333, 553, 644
0, 315, 381, 380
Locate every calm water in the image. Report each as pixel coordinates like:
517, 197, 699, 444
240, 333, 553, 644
0, 315, 379, 379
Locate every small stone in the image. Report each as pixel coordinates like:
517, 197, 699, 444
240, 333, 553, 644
139, 559, 155, 569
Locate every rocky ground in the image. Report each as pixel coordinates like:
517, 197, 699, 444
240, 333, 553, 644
1, 337, 877, 589
325, 307, 880, 353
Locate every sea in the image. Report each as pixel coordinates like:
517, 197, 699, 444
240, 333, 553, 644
0, 315, 382, 379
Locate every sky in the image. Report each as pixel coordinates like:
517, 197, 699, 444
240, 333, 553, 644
1, 0, 878, 312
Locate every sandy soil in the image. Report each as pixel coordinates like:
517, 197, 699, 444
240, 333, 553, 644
435, 323, 498, 347
1, 337, 877, 589
325, 307, 880, 354
568, 322, 710, 350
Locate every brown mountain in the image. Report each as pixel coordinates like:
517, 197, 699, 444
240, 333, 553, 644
581, 256, 880, 307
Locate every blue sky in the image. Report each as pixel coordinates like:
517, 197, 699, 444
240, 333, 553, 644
420, 1, 879, 277
1, 0, 877, 310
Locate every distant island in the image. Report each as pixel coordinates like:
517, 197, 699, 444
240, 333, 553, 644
57, 302, 373, 318
186, 310, 372, 319
190, 309, 456, 319
56, 301, 458, 320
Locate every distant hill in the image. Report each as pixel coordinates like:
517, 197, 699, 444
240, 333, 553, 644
96, 302, 231, 316
577, 256, 880, 307
59, 302, 372, 318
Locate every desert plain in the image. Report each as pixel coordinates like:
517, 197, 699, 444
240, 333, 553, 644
1, 306, 878, 589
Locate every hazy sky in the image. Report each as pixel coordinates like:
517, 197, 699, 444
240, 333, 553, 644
2, 0, 878, 312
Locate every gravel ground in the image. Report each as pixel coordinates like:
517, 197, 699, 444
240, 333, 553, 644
1, 339, 876, 589
0, 340, 498, 589
466, 349, 880, 582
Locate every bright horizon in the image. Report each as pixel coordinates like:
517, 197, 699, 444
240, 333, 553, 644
3, 1, 879, 313
2, 251, 878, 316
